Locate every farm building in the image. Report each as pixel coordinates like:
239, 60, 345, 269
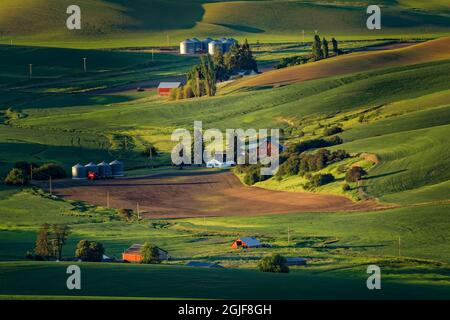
122, 244, 169, 263
206, 152, 235, 168
180, 37, 237, 55
71, 163, 87, 180
109, 160, 124, 177
157, 82, 181, 96
186, 261, 224, 269
231, 237, 262, 249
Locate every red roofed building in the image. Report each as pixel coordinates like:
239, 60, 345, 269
157, 82, 181, 96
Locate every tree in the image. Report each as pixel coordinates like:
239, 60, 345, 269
240, 39, 258, 72
345, 166, 367, 183
322, 37, 329, 59
118, 208, 134, 221
312, 35, 323, 61
52, 224, 70, 260
140, 242, 161, 264
213, 49, 229, 81
258, 254, 289, 273
331, 38, 339, 55
200, 54, 217, 96
32, 163, 67, 180
4, 168, 28, 186
34, 223, 53, 259
75, 240, 105, 262
309, 173, 335, 187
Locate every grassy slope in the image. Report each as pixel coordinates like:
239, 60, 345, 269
0, 1, 449, 48
2, 43, 449, 202
0, 187, 450, 299
227, 37, 450, 89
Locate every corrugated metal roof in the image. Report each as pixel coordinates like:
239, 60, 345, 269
158, 82, 181, 89
239, 237, 261, 247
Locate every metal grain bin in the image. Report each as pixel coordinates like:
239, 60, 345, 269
208, 40, 222, 55
97, 161, 112, 178
180, 39, 195, 54
72, 163, 87, 180
109, 160, 124, 177
84, 162, 99, 175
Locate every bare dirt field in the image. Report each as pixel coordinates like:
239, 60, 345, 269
49, 169, 389, 218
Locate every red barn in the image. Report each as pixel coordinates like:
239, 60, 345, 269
231, 237, 262, 249
122, 244, 169, 262
157, 82, 181, 96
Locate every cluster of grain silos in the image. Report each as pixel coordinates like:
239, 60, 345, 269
71, 160, 124, 180
180, 37, 237, 55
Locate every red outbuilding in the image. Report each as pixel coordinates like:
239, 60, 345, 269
157, 82, 181, 96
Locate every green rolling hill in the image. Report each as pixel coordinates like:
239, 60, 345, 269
0, 0, 449, 48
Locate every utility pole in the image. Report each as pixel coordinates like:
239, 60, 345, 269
82, 57, 87, 72
149, 147, 153, 168
137, 202, 140, 220
106, 192, 110, 209
288, 225, 291, 246
29, 64, 33, 78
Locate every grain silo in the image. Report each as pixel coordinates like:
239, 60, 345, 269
191, 38, 202, 53
72, 163, 87, 180
180, 39, 195, 55
110, 160, 124, 177
202, 37, 213, 52
208, 40, 223, 55
84, 162, 99, 175
222, 38, 238, 53
97, 161, 112, 178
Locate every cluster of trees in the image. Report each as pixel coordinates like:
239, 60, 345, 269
304, 173, 335, 189
234, 163, 270, 186
323, 125, 343, 136
4, 161, 67, 186
140, 242, 161, 264
258, 254, 289, 273
33, 224, 70, 261
274, 36, 340, 69
277, 148, 349, 178
75, 240, 105, 262
170, 40, 257, 100
345, 166, 367, 183
312, 35, 340, 61
288, 136, 343, 154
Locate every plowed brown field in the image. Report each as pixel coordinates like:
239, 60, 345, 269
50, 170, 389, 218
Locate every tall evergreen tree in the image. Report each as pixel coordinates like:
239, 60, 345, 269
322, 38, 329, 59
331, 38, 339, 55
200, 54, 217, 97
312, 35, 323, 61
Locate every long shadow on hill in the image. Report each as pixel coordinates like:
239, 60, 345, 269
10, 92, 135, 110
215, 24, 264, 33
364, 169, 407, 180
